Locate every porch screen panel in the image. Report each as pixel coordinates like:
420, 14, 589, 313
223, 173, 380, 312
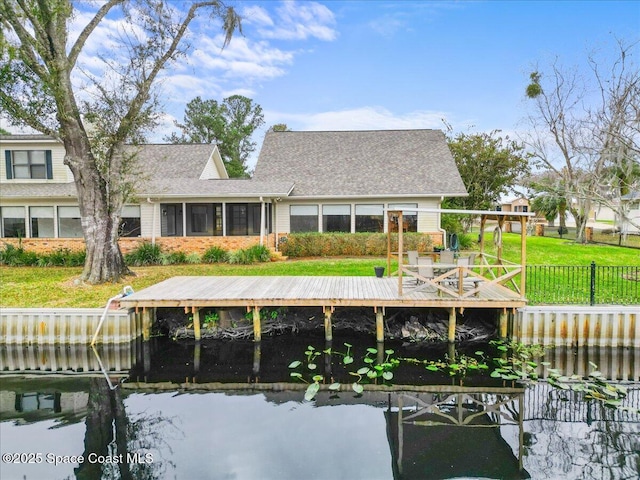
1, 206, 26, 238
290, 205, 318, 233
322, 205, 350, 233
389, 203, 418, 232
226, 204, 248, 236
187, 204, 213, 236
120, 205, 141, 237
226, 203, 271, 236
58, 206, 83, 238
160, 204, 183, 237
30, 206, 54, 238
355, 204, 384, 232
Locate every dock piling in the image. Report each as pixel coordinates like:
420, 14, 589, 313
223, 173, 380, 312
252, 306, 262, 342
375, 307, 385, 342
324, 307, 333, 342
192, 307, 201, 341
448, 308, 456, 342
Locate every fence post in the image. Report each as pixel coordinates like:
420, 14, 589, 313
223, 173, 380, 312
590, 261, 596, 306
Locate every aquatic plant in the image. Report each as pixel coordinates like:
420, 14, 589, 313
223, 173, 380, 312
202, 312, 219, 329
289, 343, 400, 400
288, 345, 340, 401
287, 340, 636, 412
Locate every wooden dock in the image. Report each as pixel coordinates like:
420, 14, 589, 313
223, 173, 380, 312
119, 275, 526, 342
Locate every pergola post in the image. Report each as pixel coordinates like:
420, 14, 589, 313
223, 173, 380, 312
397, 211, 404, 295
520, 216, 527, 298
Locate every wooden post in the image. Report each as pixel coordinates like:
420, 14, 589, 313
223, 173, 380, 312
377, 340, 384, 365
142, 307, 153, 341
324, 307, 333, 342
520, 216, 527, 298
447, 340, 456, 362
497, 217, 505, 264
499, 308, 509, 338
448, 307, 456, 342
397, 211, 404, 296
192, 307, 201, 341
479, 215, 487, 276
387, 211, 393, 278
376, 307, 385, 342
252, 306, 262, 342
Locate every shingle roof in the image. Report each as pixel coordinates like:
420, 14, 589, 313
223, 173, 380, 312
130, 144, 293, 196
0, 182, 77, 198
253, 129, 467, 198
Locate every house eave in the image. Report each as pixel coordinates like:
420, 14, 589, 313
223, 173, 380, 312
283, 193, 468, 201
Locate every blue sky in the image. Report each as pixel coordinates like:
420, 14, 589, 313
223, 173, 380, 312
152, 0, 639, 167
7, 1, 640, 168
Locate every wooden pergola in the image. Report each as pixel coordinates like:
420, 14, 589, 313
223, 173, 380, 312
387, 208, 536, 298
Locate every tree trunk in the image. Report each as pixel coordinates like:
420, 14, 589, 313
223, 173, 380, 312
63, 136, 132, 284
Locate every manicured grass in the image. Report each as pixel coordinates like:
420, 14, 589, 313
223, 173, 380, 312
1, 234, 637, 308
484, 234, 639, 265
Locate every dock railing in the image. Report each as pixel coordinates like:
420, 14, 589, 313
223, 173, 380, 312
399, 251, 524, 299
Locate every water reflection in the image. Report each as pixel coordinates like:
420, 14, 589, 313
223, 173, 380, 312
0, 338, 638, 480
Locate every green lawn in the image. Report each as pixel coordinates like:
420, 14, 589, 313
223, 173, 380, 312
1, 233, 637, 308
484, 234, 639, 265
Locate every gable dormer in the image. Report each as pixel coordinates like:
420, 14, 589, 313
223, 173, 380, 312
199, 144, 229, 180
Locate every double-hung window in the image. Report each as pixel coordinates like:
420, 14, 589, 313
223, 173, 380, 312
5, 150, 53, 179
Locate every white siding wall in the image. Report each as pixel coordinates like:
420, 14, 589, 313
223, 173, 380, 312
199, 157, 223, 179
0, 139, 72, 183
139, 201, 157, 237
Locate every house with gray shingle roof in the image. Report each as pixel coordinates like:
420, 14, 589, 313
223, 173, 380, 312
0, 130, 466, 250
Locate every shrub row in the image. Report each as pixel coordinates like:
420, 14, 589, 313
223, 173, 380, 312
0, 244, 86, 267
279, 232, 436, 257
123, 242, 273, 266
0, 242, 273, 267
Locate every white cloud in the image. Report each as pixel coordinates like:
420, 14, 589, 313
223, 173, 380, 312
241, 5, 274, 27
249, 0, 338, 41
270, 106, 448, 131
187, 35, 294, 80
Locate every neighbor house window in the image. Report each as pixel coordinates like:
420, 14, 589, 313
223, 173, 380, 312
1, 206, 26, 238
30, 206, 55, 238
389, 203, 418, 232
226, 203, 271, 236
322, 205, 350, 232
119, 205, 141, 237
5, 150, 52, 179
290, 205, 319, 233
58, 206, 83, 238
355, 204, 384, 232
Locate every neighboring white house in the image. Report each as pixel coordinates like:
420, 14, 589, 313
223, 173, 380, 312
0, 130, 468, 251
620, 191, 640, 234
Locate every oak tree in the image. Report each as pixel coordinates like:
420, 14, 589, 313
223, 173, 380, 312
0, 0, 240, 283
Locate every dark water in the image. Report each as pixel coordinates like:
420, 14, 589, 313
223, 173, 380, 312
1, 335, 639, 480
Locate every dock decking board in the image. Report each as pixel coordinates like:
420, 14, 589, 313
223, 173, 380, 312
119, 276, 526, 310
